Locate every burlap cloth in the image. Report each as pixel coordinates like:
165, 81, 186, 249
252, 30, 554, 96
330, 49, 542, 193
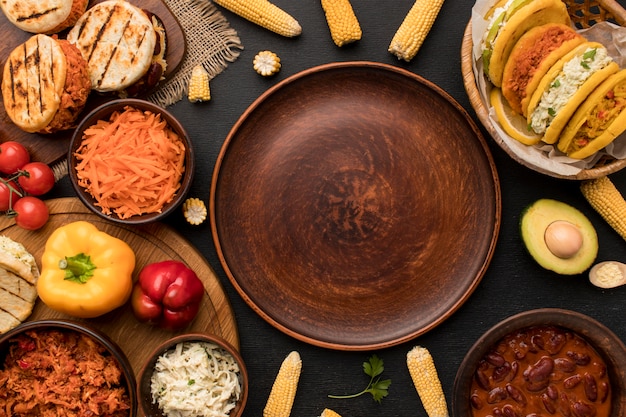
148, 0, 243, 107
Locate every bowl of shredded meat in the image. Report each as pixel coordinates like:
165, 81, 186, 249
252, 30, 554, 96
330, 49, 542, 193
0, 319, 137, 417
137, 333, 248, 417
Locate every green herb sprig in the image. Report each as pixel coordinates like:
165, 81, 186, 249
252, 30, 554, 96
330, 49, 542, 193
328, 354, 391, 403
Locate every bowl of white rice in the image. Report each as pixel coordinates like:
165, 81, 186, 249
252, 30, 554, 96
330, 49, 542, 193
137, 333, 248, 417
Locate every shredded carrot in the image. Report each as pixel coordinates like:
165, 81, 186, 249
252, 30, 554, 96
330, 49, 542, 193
74, 106, 186, 219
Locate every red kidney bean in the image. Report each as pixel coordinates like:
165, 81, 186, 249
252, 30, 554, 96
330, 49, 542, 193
524, 356, 554, 382
554, 357, 577, 373
567, 351, 591, 366
506, 384, 526, 405
541, 393, 556, 414
571, 401, 596, 417
546, 384, 559, 400
476, 368, 491, 391
558, 392, 572, 417
488, 387, 508, 404
545, 332, 567, 355
564, 374, 582, 389
583, 373, 598, 402
493, 362, 512, 382
598, 381, 610, 404
471, 394, 484, 410
487, 352, 506, 367
502, 404, 520, 417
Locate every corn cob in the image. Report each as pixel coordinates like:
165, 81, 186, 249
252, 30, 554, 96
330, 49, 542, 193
581, 176, 626, 241
254, 51, 281, 76
388, 0, 445, 62
213, 0, 301, 37
188, 65, 211, 102
320, 409, 342, 417
263, 351, 302, 417
182, 198, 207, 225
406, 346, 449, 417
321, 0, 362, 47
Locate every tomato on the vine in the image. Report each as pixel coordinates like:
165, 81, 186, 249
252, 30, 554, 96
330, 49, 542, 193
12, 196, 49, 230
0, 180, 21, 211
0, 141, 30, 174
18, 162, 55, 196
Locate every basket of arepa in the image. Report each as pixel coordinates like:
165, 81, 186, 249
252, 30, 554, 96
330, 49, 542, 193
462, 0, 626, 179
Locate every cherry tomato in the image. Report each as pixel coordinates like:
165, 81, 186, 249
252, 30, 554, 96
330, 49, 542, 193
18, 162, 55, 196
12, 196, 49, 230
0, 141, 30, 175
0, 180, 21, 211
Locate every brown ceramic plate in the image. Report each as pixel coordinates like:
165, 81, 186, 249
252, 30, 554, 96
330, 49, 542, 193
210, 62, 501, 350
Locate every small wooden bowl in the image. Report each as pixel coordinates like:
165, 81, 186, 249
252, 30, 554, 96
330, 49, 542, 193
0, 319, 137, 417
461, 0, 626, 180
137, 333, 248, 417
68, 98, 194, 224
452, 308, 626, 417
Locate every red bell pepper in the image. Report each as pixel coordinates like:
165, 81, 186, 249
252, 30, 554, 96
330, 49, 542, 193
131, 260, 204, 330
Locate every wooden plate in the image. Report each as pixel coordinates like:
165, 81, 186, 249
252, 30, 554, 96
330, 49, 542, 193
0, 0, 186, 165
0, 198, 238, 373
210, 62, 502, 351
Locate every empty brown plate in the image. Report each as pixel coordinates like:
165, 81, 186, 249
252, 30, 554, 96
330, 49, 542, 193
210, 61, 501, 350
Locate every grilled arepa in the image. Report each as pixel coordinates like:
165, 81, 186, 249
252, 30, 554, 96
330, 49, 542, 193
0, 0, 88, 34
0, 236, 39, 334
67, 0, 167, 96
1, 34, 91, 133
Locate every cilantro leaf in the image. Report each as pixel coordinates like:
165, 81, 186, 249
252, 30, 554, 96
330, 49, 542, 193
328, 355, 391, 404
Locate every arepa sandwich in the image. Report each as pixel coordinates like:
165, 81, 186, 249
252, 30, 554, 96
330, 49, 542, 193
1, 34, 91, 134
0, 0, 88, 34
0, 235, 39, 334
67, 0, 168, 97
526, 41, 619, 144
480, 0, 570, 87
558, 69, 626, 159
501, 23, 585, 117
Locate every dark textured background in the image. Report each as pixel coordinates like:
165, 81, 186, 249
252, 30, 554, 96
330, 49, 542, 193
47, 0, 626, 415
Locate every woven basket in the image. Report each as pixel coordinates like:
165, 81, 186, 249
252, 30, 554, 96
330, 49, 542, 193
461, 0, 626, 180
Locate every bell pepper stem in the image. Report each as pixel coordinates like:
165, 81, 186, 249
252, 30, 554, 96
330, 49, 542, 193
59, 253, 96, 283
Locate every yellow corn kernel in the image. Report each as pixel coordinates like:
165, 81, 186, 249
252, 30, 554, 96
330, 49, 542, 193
388, 0, 445, 62
213, 0, 301, 37
321, 0, 362, 47
320, 409, 342, 417
581, 176, 626, 241
254, 51, 281, 76
182, 198, 207, 225
188, 65, 211, 102
263, 351, 302, 417
406, 346, 449, 417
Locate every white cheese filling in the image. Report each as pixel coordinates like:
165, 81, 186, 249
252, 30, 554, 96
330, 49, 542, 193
530, 47, 613, 134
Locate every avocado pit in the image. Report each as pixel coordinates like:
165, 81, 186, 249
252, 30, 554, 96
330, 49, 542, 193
544, 220, 583, 259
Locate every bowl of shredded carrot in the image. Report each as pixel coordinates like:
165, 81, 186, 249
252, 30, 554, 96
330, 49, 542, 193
68, 99, 194, 224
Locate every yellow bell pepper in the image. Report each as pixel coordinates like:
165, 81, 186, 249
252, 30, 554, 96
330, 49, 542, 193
37, 221, 136, 318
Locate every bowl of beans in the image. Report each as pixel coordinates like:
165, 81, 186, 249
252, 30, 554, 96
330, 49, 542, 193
0, 319, 137, 417
452, 308, 626, 417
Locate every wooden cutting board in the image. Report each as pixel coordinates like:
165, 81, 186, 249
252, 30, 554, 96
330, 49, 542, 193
0, 0, 186, 165
0, 198, 239, 376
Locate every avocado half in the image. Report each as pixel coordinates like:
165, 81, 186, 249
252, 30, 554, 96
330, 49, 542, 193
520, 199, 598, 275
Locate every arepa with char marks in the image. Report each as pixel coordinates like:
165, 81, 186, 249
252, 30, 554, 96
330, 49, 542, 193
0, 236, 39, 334
0, 0, 87, 34
1, 34, 67, 133
67, 0, 157, 93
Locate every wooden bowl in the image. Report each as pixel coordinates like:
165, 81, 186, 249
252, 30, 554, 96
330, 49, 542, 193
461, 0, 626, 180
452, 308, 626, 417
68, 98, 194, 225
137, 333, 248, 417
211, 61, 501, 350
0, 319, 137, 417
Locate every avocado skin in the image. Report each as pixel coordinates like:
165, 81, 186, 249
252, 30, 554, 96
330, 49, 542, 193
520, 199, 598, 275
